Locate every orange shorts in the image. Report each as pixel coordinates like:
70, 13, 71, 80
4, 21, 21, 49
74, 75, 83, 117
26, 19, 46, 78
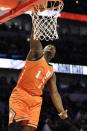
9, 87, 42, 128
0, 0, 19, 10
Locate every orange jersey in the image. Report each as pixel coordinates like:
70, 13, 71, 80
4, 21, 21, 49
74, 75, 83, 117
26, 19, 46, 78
13, 56, 54, 96
9, 56, 53, 127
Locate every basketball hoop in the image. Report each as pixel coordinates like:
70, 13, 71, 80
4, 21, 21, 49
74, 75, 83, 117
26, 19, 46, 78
33, 0, 64, 13
31, 0, 64, 41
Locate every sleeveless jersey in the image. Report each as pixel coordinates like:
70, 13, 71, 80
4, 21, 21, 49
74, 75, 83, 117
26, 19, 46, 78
14, 56, 54, 96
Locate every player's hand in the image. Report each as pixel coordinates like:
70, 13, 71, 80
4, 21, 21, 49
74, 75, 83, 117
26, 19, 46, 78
58, 109, 68, 119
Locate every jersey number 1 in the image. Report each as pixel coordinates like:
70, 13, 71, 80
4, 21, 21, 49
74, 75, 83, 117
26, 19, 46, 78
36, 70, 41, 79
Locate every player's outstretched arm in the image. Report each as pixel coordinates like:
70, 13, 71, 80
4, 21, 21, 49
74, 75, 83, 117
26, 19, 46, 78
27, 34, 43, 60
47, 73, 68, 119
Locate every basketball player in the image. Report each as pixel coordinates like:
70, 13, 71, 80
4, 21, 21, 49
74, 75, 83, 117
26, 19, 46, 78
8, 34, 68, 131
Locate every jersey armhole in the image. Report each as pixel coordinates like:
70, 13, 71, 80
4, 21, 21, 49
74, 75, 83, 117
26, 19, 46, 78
50, 72, 55, 80
47, 72, 55, 83
48, 63, 53, 66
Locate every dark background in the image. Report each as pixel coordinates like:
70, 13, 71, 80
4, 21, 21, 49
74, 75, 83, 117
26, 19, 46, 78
0, 0, 87, 65
0, 0, 87, 131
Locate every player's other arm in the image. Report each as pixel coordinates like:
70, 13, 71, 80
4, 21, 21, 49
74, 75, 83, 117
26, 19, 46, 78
47, 73, 68, 119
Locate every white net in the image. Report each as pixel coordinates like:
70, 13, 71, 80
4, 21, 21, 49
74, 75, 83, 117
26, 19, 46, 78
31, 0, 64, 41
32, 12, 58, 41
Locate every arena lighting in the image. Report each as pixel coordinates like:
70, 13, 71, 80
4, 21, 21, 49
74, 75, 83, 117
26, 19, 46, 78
75, 0, 79, 4
0, 58, 87, 75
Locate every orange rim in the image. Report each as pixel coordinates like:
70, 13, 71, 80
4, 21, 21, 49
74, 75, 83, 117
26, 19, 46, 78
34, 0, 64, 12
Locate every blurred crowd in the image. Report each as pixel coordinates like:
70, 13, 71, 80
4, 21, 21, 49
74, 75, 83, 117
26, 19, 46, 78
0, 75, 87, 131
0, 34, 87, 65
0, 76, 16, 131
0, 37, 29, 60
